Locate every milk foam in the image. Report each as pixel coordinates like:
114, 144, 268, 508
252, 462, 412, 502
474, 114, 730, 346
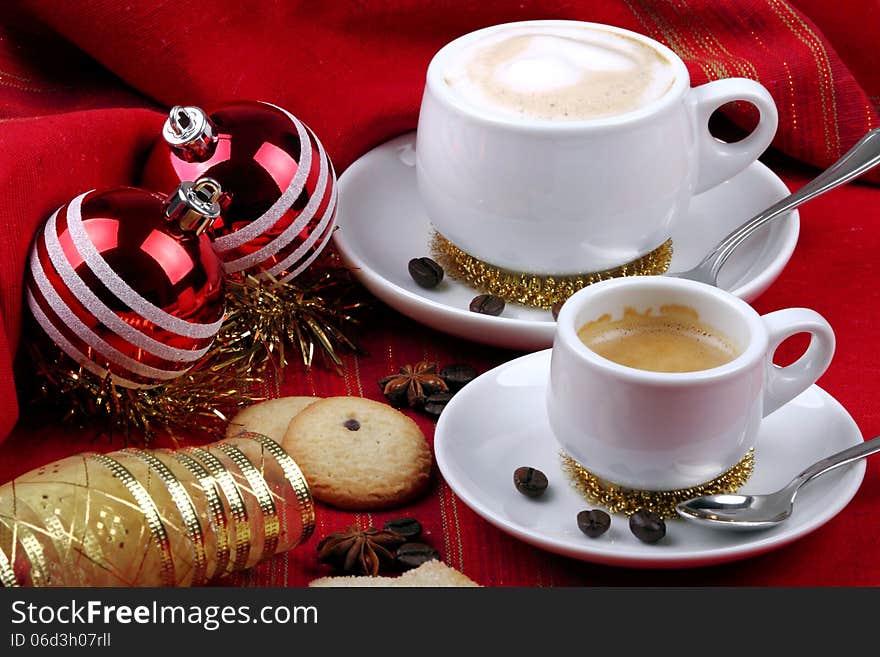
443, 25, 678, 121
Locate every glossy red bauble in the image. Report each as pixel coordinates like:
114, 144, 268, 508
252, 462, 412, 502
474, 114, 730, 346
141, 101, 338, 281
25, 186, 226, 388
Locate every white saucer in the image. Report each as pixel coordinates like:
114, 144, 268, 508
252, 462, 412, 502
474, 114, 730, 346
334, 132, 800, 351
434, 350, 865, 569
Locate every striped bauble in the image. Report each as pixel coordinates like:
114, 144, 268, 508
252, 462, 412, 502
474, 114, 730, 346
25, 185, 226, 389
140, 101, 338, 282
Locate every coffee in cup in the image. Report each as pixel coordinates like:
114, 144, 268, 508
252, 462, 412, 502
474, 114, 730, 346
546, 277, 835, 491
441, 23, 678, 121
576, 304, 741, 373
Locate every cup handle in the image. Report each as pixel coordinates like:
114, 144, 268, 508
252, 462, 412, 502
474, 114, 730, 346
760, 308, 835, 416
688, 78, 778, 194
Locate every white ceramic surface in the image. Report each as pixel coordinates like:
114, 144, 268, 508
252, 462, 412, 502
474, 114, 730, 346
333, 132, 800, 351
547, 277, 835, 490
434, 350, 865, 569
416, 20, 778, 273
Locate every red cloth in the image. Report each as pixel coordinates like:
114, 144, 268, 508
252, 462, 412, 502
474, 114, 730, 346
1, 0, 880, 586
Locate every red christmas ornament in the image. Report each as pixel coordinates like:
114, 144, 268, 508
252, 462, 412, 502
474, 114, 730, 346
140, 101, 338, 282
25, 179, 227, 389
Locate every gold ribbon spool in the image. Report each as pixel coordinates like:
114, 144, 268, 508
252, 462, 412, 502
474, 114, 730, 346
2, 455, 125, 586
212, 442, 280, 564
90, 453, 176, 587
122, 449, 209, 586
432, 232, 674, 310
1, 516, 49, 587
187, 447, 251, 575
0, 544, 17, 587
0, 440, 311, 587
236, 433, 315, 547
560, 448, 756, 519
27, 502, 105, 586
171, 450, 232, 580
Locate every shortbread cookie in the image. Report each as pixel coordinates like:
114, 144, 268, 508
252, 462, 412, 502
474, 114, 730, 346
226, 396, 321, 443
309, 560, 479, 587
283, 396, 432, 510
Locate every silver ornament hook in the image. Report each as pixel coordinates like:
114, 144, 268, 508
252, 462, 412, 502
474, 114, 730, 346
162, 106, 218, 162
164, 177, 223, 235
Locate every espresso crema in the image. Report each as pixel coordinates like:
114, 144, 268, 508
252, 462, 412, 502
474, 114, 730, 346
577, 305, 741, 373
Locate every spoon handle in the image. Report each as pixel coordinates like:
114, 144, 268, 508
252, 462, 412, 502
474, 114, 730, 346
700, 128, 880, 278
793, 434, 880, 490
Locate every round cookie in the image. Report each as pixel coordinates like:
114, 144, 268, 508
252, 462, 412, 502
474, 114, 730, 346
226, 396, 321, 444
283, 396, 432, 510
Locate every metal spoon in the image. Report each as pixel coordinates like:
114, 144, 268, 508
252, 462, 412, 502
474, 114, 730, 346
676, 435, 880, 530
670, 128, 880, 286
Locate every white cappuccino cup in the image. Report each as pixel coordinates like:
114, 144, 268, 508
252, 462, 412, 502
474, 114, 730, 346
416, 20, 779, 275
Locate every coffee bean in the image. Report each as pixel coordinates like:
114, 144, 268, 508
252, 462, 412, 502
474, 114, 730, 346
551, 299, 565, 321
408, 257, 444, 288
440, 363, 478, 392
423, 392, 453, 418
577, 509, 611, 538
469, 294, 505, 316
513, 466, 548, 498
629, 509, 666, 544
383, 517, 423, 541
396, 542, 440, 570
343, 419, 360, 431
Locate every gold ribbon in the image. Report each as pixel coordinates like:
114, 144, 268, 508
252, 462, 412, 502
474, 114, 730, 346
213, 443, 280, 562
0, 544, 19, 587
123, 449, 208, 586
0, 513, 50, 587
90, 453, 175, 587
30, 504, 105, 586
187, 447, 251, 574
432, 232, 674, 310
241, 433, 315, 545
172, 450, 231, 581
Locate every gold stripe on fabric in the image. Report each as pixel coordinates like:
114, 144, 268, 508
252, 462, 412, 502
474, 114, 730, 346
447, 484, 466, 572
624, 0, 719, 81
765, 0, 837, 157
678, 0, 759, 80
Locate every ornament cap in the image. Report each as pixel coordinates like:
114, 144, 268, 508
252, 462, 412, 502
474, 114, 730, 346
163, 106, 218, 162
164, 178, 222, 235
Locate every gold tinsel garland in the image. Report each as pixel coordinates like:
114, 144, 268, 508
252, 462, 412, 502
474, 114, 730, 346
560, 448, 756, 519
21, 252, 365, 443
432, 233, 674, 309
214, 262, 365, 374
25, 339, 260, 444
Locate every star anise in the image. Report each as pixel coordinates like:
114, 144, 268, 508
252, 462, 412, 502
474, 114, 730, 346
377, 361, 449, 407
316, 525, 407, 576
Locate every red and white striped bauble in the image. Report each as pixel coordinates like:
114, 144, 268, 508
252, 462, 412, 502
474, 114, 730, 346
25, 185, 226, 389
140, 100, 338, 282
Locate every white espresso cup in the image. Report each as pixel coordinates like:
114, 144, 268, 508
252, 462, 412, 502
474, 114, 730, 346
416, 20, 779, 275
546, 277, 835, 490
